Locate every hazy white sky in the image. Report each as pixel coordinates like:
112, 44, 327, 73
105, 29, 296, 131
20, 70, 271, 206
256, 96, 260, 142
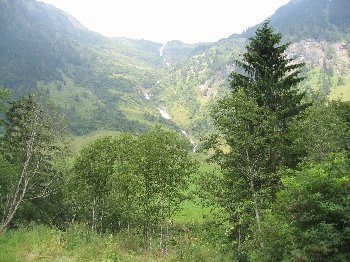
39, 0, 290, 43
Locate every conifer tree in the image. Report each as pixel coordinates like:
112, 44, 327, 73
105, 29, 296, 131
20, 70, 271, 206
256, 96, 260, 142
230, 20, 307, 122
208, 21, 309, 255
230, 20, 309, 172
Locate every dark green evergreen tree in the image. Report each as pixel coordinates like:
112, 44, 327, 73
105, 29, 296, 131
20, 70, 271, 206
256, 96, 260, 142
230, 20, 307, 121
230, 20, 309, 171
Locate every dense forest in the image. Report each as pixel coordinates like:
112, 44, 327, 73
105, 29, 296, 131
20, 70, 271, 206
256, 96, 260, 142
2, 17, 350, 261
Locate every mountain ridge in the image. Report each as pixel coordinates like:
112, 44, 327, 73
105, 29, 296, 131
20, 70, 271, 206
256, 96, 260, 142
0, 0, 350, 137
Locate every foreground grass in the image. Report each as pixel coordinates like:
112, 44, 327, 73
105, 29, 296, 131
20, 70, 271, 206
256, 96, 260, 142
0, 224, 231, 262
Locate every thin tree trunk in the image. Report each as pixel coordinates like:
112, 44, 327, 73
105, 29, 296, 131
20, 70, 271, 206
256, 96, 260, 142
250, 177, 261, 232
0, 127, 36, 232
245, 149, 262, 232
159, 196, 163, 250
99, 199, 105, 234
144, 202, 148, 249
165, 203, 171, 254
238, 224, 242, 250
92, 198, 96, 231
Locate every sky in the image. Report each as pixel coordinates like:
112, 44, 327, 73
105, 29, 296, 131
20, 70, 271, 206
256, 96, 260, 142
39, 0, 290, 44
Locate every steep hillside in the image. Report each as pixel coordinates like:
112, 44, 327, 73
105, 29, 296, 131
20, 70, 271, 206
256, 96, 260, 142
0, 0, 84, 91
159, 40, 212, 65
155, 0, 350, 137
0, 0, 177, 135
152, 36, 247, 134
243, 0, 350, 41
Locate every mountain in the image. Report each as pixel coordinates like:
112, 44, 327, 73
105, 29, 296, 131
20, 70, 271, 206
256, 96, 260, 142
0, 0, 350, 139
271, 0, 350, 41
242, 0, 350, 41
151, 0, 350, 138
0, 0, 170, 134
157, 0, 350, 132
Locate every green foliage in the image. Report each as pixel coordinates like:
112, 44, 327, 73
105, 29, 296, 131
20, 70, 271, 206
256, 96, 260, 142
249, 154, 350, 261
0, 88, 10, 128
0, 0, 165, 135
208, 89, 280, 257
0, 153, 19, 213
0, 94, 67, 231
2, 0, 350, 138
68, 136, 122, 231
68, 127, 198, 250
2, 1, 350, 259
205, 21, 310, 257
0, 224, 123, 262
0, 223, 234, 262
112, 127, 198, 247
292, 101, 350, 162
217, 23, 305, 204
161, 40, 212, 65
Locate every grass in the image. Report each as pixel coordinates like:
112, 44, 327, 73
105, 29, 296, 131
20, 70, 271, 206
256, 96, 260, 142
0, 224, 231, 262
69, 130, 122, 153
120, 105, 156, 127
0, 225, 63, 262
330, 77, 350, 101
174, 162, 221, 224
0, 224, 133, 261
174, 201, 211, 224
168, 104, 191, 128
0, 159, 224, 261
38, 76, 100, 119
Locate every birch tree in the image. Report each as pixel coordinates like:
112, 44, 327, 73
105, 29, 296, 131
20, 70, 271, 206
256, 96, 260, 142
69, 136, 124, 232
113, 127, 197, 250
0, 94, 66, 232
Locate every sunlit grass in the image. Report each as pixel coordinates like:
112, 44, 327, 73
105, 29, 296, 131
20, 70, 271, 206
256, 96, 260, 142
69, 130, 122, 153
330, 77, 350, 101
0, 224, 229, 261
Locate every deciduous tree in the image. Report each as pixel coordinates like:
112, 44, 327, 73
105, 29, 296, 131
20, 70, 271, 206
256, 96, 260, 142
0, 94, 66, 232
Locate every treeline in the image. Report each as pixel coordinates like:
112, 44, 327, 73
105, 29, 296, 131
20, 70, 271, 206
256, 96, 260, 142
68, 130, 196, 250
0, 91, 197, 251
0, 90, 197, 248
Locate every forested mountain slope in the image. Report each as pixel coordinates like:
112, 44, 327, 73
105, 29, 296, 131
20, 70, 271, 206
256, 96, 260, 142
268, 0, 350, 41
156, 0, 350, 136
0, 0, 349, 138
0, 0, 170, 134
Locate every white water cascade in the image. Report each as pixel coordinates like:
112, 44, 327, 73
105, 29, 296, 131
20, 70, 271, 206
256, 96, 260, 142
159, 42, 170, 67
159, 42, 167, 57
181, 130, 198, 153
157, 108, 171, 120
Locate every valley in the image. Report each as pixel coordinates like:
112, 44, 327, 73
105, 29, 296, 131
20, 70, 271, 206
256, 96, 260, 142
1, 0, 350, 261
1, 0, 349, 143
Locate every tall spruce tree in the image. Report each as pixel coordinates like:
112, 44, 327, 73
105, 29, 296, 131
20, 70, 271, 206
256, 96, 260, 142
230, 20, 310, 172
230, 20, 307, 120
208, 21, 309, 256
